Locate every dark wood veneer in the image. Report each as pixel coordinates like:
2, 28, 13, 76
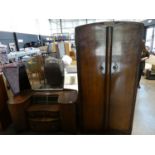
0, 74, 12, 130
75, 22, 144, 134
8, 89, 78, 133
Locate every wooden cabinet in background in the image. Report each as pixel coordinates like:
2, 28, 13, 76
75, 22, 144, 134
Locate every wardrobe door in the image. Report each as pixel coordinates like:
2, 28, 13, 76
109, 22, 144, 134
76, 24, 106, 131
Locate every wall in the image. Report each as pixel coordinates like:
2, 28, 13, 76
39, 35, 51, 46
0, 31, 15, 51
16, 33, 39, 49
0, 31, 47, 51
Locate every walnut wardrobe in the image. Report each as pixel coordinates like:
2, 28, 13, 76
75, 22, 144, 134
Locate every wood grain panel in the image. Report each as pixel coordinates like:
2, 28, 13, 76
109, 22, 144, 133
0, 74, 12, 130
76, 24, 107, 131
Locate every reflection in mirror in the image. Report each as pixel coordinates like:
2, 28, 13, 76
25, 55, 64, 90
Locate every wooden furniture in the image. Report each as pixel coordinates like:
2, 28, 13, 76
8, 89, 77, 133
0, 74, 12, 131
3, 64, 31, 95
75, 22, 144, 134
69, 50, 76, 60
27, 104, 61, 132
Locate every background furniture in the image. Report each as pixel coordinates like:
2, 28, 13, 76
7, 48, 41, 61
25, 56, 45, 86
144, 54, 155, 73
0, 74, 12, 131
146, 64, 155, 80
75, 22, 144, 134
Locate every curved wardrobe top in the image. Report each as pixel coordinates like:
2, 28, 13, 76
75, 21, 144, 29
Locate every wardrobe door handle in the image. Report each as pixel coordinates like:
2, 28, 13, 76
100, 63, 105, 74
113, 64, 118, 71
112, 62, 119, 72
100, 65, 104, 70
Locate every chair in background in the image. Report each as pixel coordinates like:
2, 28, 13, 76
47, 43, 60, 58
69, 50, 76, 61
